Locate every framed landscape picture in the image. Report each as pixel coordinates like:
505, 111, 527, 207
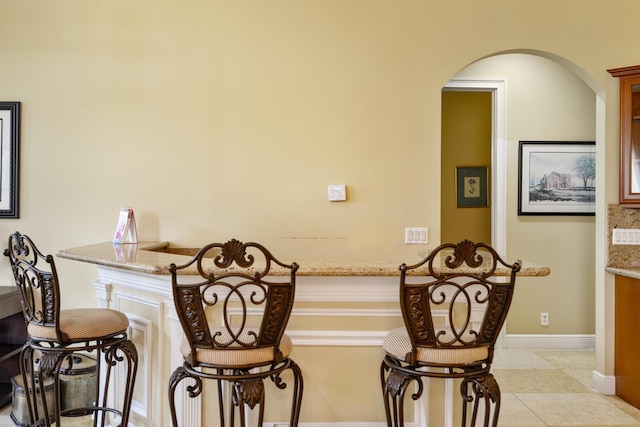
456, 166, 489, 208
518, 141, 595, 216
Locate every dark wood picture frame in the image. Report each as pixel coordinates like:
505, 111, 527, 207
518, 141, 595, 216
0, 102, 20, 218
456, 166, 489, 208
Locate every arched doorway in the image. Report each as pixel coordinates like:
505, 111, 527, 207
441, 54, 607, 395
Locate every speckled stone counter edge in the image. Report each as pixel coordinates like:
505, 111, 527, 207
57, 241, 550, 277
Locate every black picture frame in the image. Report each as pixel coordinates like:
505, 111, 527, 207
0, 102, 20, 218
518, 141, 595, 216
456, 166, 489, 208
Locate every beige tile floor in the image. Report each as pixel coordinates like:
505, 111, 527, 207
0, 349, 639, 426
493, 349, 640, 427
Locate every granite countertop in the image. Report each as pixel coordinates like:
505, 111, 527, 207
56, 241, 551, 277
605, 266, 640, 280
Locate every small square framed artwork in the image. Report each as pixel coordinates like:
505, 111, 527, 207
456, 166, 489, 208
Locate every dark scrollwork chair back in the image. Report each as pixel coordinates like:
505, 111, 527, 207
4, 231, 138, 427
399, 239, 520, 369
381, 240, 521, 427
5, 232, 65, 344
169, 239, 298, 368
168, 239, 303, 427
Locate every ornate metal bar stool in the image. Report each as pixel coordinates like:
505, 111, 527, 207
168, 239, 303, 427
381, 240, 520, 427
5, 231, 138, 427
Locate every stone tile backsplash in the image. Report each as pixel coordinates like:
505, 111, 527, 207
608, 204, 640, 268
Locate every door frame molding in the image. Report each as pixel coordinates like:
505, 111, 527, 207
443, 79, 507, 256
444, 79, 508, 349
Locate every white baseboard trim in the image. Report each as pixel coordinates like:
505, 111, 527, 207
505, 334, 595, 349
265, 423, 399, 427
592, 370, 616, 395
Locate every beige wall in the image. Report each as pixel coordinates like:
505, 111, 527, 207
0, 0, 634, 374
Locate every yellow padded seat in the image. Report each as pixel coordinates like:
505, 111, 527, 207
181, 327, 293, 367
383, 327, 489, 366
27, 308, 129, 343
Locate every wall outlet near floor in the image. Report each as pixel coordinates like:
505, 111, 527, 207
540, 312, 549, 326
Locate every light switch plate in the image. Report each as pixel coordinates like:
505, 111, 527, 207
612, 228, 640, 245
328, 184, 346, 201
405, 227, 428, 244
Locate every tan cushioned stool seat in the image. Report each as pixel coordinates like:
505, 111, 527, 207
181, 327, 293, 367
27, 308, 129, 342
383, 327, 489, 365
